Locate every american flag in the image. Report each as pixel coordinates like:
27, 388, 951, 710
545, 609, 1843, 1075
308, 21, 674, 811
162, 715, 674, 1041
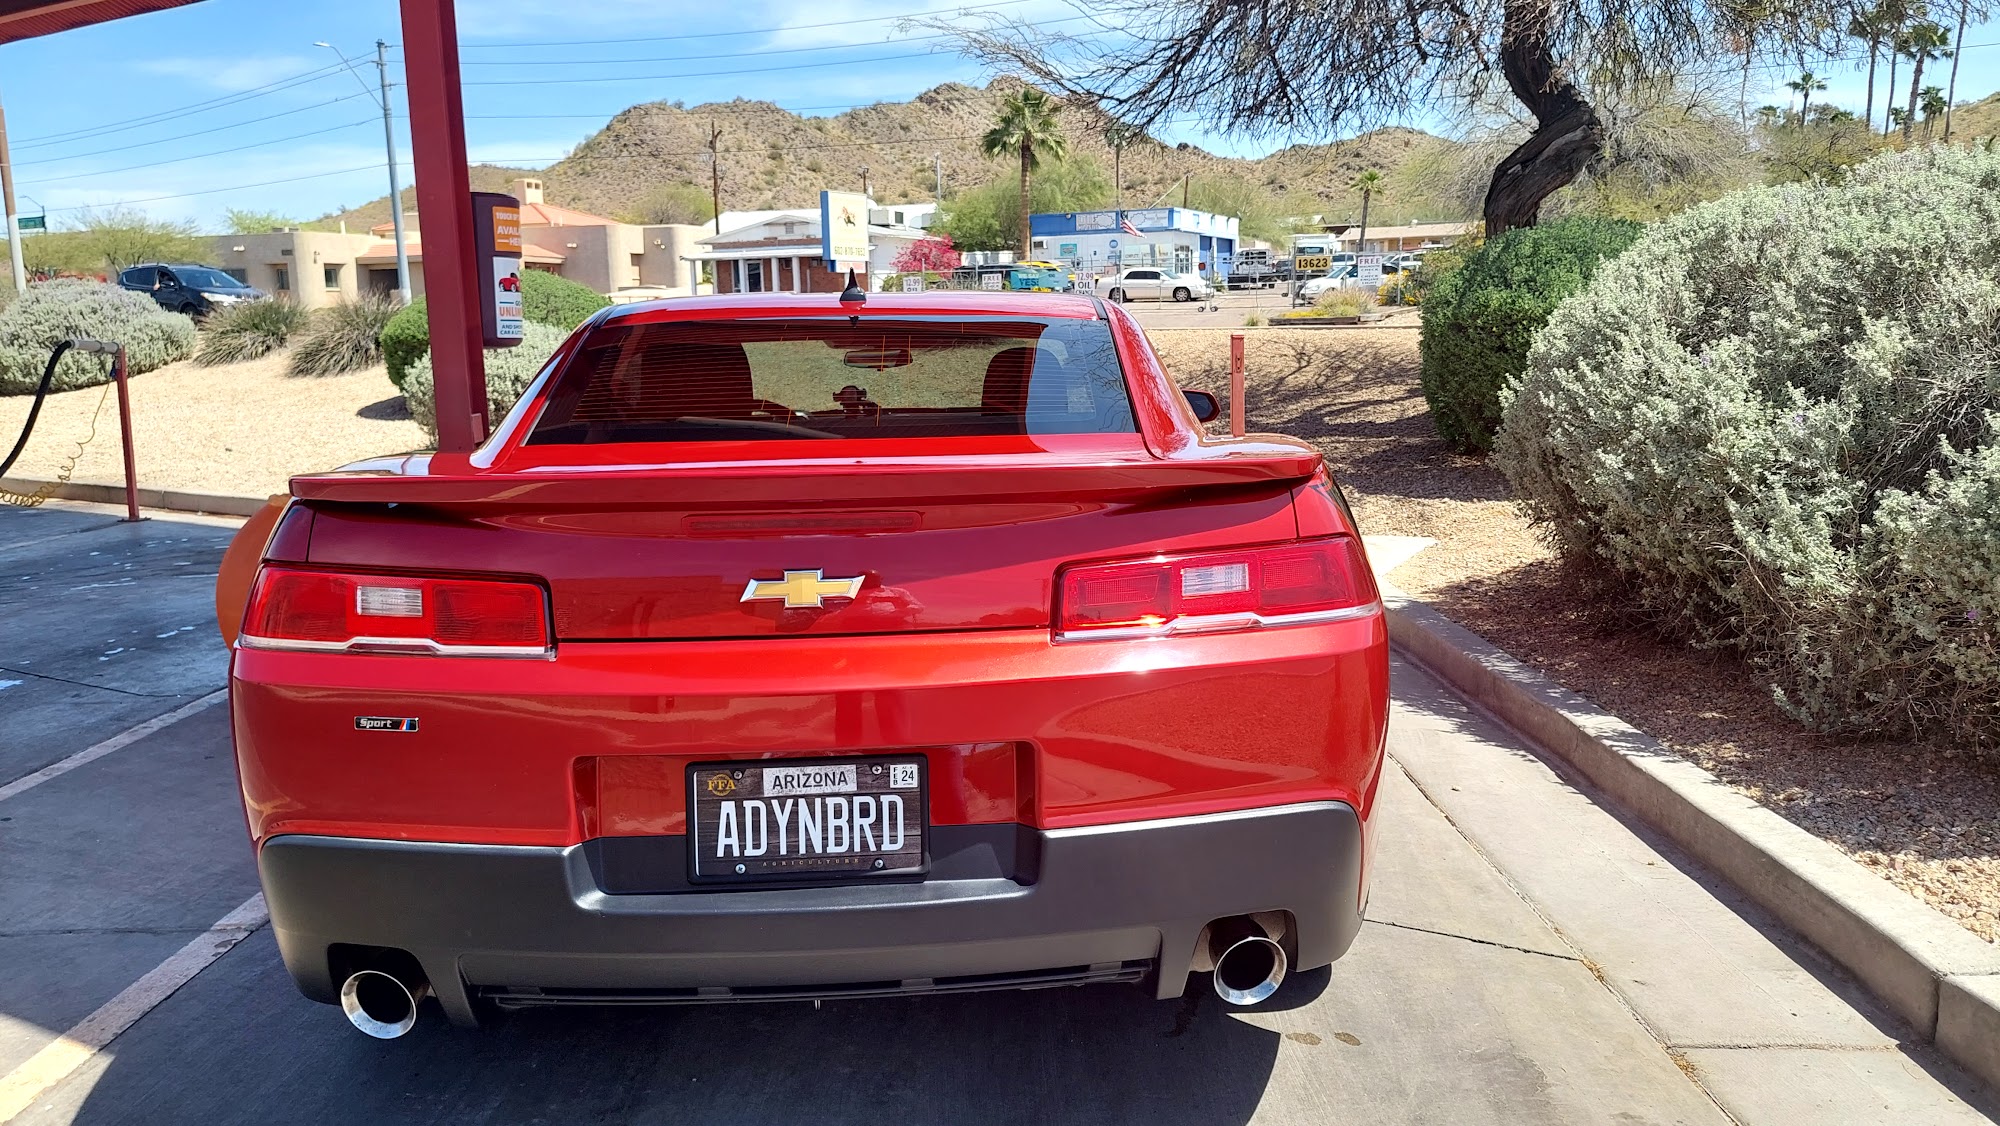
1119, 214, 1144, 238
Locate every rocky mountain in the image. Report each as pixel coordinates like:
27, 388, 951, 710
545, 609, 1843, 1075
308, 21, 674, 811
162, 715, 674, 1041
318, 79, 1455, 233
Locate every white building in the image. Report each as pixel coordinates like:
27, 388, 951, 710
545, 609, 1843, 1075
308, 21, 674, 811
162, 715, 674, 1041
690, 206, 933, 293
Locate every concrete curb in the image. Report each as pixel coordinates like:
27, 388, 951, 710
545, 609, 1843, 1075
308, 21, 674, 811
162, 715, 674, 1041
1379, 583, 2000, 1093
1, 476, 267, 518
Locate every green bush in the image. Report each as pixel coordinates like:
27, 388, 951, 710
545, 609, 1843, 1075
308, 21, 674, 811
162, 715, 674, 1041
0, 280, 195, 395
380, 298, 429, 389
1495, 147, 2000, 747
1419, 218, 1641, 452
194, 299, 311, 367
377, 270, 607, 390
401, 321, 567, 444
288, 295, 398, 377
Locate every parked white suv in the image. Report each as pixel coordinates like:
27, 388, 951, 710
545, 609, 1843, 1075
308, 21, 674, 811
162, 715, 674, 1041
1094, 268, 1214, 302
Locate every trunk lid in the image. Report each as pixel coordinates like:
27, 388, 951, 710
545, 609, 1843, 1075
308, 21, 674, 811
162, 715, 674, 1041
292, 443, 1313, 641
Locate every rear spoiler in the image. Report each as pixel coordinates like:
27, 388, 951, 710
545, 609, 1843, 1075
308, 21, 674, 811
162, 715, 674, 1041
289, 447, 1322, 509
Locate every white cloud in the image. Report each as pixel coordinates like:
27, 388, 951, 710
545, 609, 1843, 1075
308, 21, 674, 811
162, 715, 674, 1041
136, 54, 321, 93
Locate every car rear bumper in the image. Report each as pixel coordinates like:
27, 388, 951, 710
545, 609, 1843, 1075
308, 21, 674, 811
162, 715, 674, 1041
259, 800, 1365, 1024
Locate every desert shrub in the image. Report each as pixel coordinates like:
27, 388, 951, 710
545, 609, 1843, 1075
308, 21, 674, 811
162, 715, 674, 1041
377, 271, 607, 390
1495, 147, 2000, 747
380, 298, 429, 389
288, 295, 398, 376
401, 321, 568, 444
194, 299, 311, 366
0, 279, 195, 395
1278, 289, 1376, 319
1419, 217, 1641, 453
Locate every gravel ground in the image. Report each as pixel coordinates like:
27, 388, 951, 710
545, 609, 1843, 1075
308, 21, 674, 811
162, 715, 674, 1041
1151, 326, 2000, 944
0, 350, 423, 498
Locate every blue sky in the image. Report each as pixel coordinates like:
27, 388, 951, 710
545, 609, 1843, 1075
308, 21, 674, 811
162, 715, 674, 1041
3, 0, 1999, 230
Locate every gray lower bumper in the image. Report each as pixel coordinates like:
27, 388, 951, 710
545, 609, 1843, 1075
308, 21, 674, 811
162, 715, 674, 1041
258, 801, 1365, 1025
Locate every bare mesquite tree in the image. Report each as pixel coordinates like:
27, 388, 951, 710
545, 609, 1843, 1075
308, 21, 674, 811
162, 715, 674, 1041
935, 0, 1842, 234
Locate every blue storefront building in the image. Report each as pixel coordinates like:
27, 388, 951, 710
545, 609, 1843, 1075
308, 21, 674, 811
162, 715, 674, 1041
1029, 207, 1241, 282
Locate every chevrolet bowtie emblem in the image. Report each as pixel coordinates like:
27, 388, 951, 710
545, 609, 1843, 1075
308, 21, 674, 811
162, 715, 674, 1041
741, 570, 864, 609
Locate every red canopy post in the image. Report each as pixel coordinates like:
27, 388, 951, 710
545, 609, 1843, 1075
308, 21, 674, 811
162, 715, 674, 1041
398, 0, 486, 454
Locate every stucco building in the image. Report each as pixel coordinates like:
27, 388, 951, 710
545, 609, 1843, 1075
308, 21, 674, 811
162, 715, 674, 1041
210, 178, 706, 307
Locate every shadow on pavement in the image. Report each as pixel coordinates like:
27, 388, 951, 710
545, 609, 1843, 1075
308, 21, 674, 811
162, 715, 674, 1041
47, 930, 1280, 1126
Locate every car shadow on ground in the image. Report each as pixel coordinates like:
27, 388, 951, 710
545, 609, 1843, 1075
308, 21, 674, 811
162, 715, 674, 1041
47, 930, 1282, 1126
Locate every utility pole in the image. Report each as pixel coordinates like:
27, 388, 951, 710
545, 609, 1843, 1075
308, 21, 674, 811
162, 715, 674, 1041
0, 85, 25, 294
316, 40, 411, 303
860, 165, 871, 200
707, 120, 723, 235
1113, 142, 1123, 215
1182, 171, 1190, 209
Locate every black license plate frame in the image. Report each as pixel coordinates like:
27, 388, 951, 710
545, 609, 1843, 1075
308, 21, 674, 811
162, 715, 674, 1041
687, 755, 929, 884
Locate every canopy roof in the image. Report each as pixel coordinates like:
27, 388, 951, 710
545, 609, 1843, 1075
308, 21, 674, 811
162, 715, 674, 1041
0, 0, 200, 44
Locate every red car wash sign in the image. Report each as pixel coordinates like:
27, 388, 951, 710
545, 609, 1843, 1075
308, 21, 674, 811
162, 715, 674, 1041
492, 204, 524, 340
472, 191, 525, 347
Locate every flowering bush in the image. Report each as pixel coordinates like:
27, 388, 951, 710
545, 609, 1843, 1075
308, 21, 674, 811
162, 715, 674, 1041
401, 321, 567, 444
891, 235, 958, 274
0, 280, 195, 395
1495, 148, 2000, 747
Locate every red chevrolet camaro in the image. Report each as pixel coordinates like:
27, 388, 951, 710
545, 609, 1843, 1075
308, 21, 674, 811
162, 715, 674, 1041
225, 290, 1389, 1038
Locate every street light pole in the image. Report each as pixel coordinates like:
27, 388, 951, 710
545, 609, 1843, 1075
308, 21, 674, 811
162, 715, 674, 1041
0, 85, 26, 294
317, 39, 411, 304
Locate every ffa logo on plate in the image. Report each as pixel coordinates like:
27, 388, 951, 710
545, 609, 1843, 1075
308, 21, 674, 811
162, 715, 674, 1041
706, 774, 737, 797
740, 570, 864, 609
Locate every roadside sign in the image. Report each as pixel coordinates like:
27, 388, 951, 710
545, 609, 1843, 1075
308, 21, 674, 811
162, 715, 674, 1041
1356, 254, 1384, 288
900, 274, 925, 293
980, 272, 1004, 291
1296, 254, 1332, 273
16, 215, 46, 231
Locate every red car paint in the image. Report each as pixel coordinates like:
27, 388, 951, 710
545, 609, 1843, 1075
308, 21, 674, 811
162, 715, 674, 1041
230, 291, 1386, 908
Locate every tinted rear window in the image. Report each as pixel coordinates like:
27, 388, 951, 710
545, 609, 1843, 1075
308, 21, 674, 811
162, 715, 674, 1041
527, 316, 1135, 444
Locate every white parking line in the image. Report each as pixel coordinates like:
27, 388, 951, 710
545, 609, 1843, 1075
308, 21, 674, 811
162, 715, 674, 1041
0, 893, 267, 1123
0, 689, 227, 803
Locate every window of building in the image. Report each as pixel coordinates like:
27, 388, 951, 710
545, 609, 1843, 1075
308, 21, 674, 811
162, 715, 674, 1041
629, 253, 644, 286
744, 260, 765, 293
323, 265, 342, 290
273, 265, 290, 292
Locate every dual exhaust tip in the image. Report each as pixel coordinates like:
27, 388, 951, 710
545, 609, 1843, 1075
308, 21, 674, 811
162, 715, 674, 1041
338, 917, 1288, 1036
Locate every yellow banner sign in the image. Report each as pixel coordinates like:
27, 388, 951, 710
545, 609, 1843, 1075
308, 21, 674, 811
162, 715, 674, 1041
1295, 254, 1331, 273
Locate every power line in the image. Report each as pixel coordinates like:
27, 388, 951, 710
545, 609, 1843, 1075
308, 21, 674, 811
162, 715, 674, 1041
457, 0, 1035, 49
18, 120, 376, 187
459, 19, 1089, 66
12, 94, 375, 168
39, 163, 395, 216
460, 48, 949, 87
12, 62, 349, 150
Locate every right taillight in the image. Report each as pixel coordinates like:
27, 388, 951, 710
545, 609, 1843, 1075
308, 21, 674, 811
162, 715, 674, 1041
238, 566, 551, 658
1056, 537, 1378, 640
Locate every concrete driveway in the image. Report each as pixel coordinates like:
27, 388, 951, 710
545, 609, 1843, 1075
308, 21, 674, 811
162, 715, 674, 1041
1, 501, 1993, 1126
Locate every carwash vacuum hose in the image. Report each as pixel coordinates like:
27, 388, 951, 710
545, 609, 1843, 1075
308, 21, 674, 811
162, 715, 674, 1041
0, 338, 118, 478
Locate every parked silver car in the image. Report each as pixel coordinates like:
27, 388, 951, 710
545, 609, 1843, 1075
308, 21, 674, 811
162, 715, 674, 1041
1094, 268, 1214, 302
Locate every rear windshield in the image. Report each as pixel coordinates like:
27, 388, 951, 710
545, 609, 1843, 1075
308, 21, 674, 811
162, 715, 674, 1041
526, 316, 1135, 444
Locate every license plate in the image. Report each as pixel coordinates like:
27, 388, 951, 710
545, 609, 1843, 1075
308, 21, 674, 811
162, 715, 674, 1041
688, 756, 927, 882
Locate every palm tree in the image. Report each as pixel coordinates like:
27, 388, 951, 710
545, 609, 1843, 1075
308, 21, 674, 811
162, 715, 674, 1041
1942, 5, 1967, 142
1920, 84, 1948, 137
981, 88, 1069, 259
1785, 71, 1828, 117
1102, 120, 1145, 214
1349, 170, 1384, 258
1900, 21, 1951, 140
1848, 11, 1884, 125
1755, 104, 1783, 131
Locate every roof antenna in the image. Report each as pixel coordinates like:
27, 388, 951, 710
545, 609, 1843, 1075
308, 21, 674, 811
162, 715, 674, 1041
839, 268, 867, 305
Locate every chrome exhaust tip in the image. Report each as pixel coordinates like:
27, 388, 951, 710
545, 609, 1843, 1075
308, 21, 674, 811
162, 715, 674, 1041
1208, 917, 1289, 1006
339, 969, 430, 1039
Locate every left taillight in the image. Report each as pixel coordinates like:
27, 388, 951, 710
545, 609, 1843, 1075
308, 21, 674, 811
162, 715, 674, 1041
237, 567, 551, 658
1056, 536, 1379, 641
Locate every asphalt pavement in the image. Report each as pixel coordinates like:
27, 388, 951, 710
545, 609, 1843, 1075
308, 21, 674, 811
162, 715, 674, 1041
1, 500, 1994, 1126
